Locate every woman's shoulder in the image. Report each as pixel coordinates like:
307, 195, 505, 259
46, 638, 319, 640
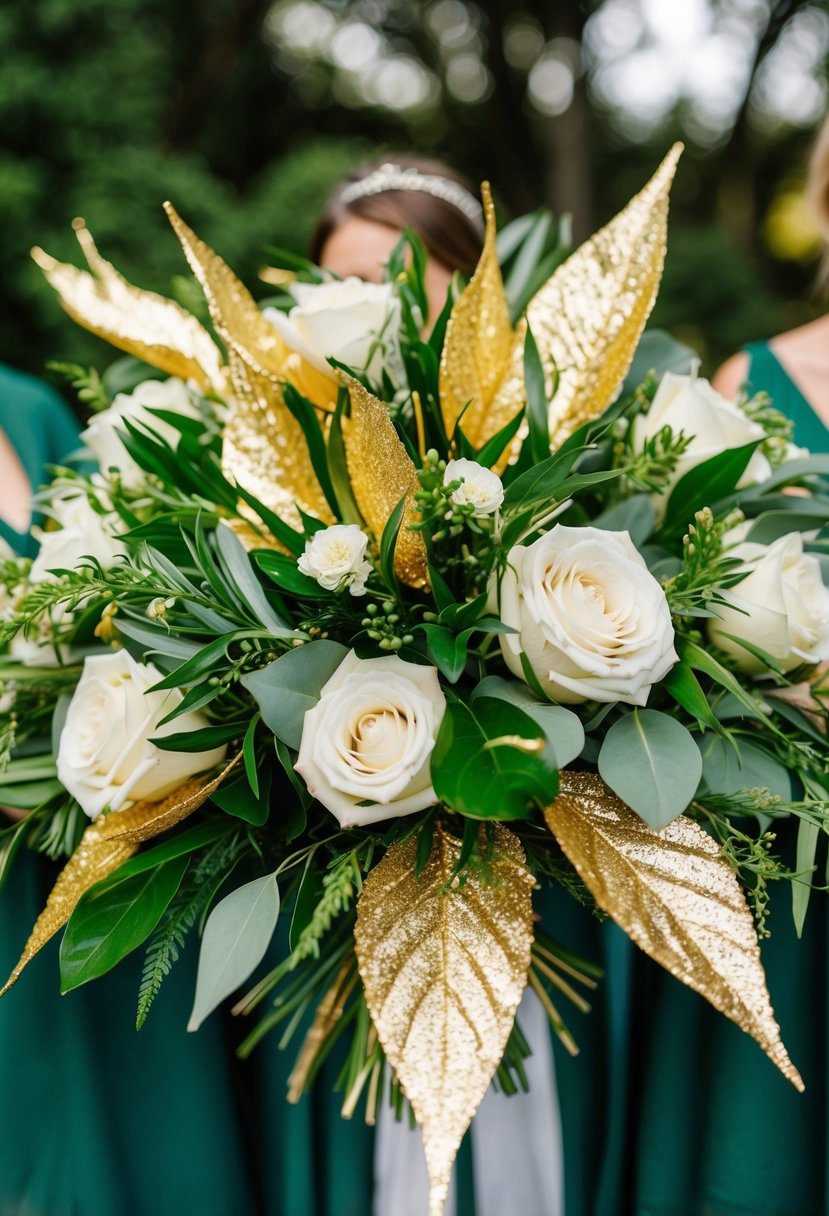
0, 364, 80, 467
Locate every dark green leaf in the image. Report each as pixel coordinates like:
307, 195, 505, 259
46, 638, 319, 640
380, 492, 407, 591
60, 855, 188, 991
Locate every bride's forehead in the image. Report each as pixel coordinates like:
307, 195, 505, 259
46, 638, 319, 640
318, 215, 403, 281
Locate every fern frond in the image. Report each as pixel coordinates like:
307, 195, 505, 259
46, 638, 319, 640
136, 828, 244, 1029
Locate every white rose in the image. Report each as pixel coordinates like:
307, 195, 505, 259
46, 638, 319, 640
444, 458, 504, 517
295, 651, 445, 827
264, 278, 402, 392
297, 524, 372, 594
82, 377, 202, 488
57, 650, 227, 820
708, 532, 829, 675
498, 524, 678, 704
631, 372, 772, 504
29, 491, 127, 584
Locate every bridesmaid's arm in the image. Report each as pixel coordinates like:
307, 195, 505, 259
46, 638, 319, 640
712, 352, 749, 399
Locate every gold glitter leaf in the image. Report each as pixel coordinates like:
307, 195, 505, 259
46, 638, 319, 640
0, 820, 136, 995
340, 373, 429, 589
526, 143, 683, 448
164, 204, 338, 412
545, 771, 803, 1090
223, 350, 334, 537
31, 221, 225, 392
101, 754, 242, 845
438, 183, 522, 450
355, 825, 535, 1216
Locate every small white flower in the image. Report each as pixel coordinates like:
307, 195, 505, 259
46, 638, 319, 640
297, 524, 373, 595
444, 458, 504, 517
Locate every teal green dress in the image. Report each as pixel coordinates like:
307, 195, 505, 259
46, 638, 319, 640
628, 341, 829, 1216
0, 367, 377, 1216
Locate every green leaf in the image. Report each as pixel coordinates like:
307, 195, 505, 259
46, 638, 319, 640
282, 383, 339, 516
60, 856, 189, 992
115, 618, 202, 662
289, 855, 324, 952
591, 495, 656, 547
598, 708, 702, 830
254, 551, 329, 598
678, 638, 765, 722
152, 722, 245, 751
379, 492, 407, 591
793, 819, 819, 938
697, 735, 792, 803
431, 696, 558, 820
661, 662, 723, 733
211, 764, 272, 826
474, 408, 525, 470
472, 676, 584, 768
242, 713, 260, 798
215, 523, 294, 634
619, 329, 695, 397
327, 388, 363, 526
661, 442, 761, 539
420, 625, 469, 683
745, 504, 829, 545
241, 639, 348, 749
105, 821, 231, 883
187, 872, 280, 1031
523, 325, 550, 466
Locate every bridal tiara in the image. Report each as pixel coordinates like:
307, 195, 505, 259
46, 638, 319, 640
339, 163, 485, 231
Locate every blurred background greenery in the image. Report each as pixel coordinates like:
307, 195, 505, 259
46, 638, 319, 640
1, 0, 827, 391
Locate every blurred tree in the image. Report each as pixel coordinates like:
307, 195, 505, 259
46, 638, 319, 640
0, 0, 826, 387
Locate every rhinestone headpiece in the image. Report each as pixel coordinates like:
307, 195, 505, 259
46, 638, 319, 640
339, 163, 484, 231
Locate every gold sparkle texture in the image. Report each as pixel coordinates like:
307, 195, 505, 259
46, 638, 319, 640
438, 183, 522, 452
340, 373, 429, 589
0, 818, 136, 995
355, 825, 535, 1216
545, 771, 803, 1090
32, 220, 225, 393
224, 350, 334, 538
527, 143, 683, 448
0, 761, 240, 994
164, 204, 338, 412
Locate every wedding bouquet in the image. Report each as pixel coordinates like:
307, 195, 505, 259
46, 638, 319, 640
1, 145, 828, 1215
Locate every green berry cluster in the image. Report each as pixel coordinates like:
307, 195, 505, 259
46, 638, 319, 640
361, 600, 414, 651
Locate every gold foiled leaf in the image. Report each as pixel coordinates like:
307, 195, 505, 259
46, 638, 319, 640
355, 825, 535, 1216
0, 757, 241, 995
32, 221, 225, 392
164, 205, 339, 413
438, 183, 522, 451
524, 142, 682, 449
0, 819, 136, 995
545, 771, 803, 1091
223, 350, 334, 536
340, 374, 429, 589
101, 754, 242, 844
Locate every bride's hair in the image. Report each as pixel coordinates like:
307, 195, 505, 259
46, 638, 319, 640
807, 113, 829, 286
309, 154, 484, 275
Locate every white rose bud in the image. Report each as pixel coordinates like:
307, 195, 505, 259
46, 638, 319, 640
631, 372, 772, 505
709, 532, 829, 675
264, 278, 402, 391
444, 458, 504, 516
295, 651, 445, 827
57, 650, 227, 820
297, 524, 373, 595
498, 524, 678, 704
82, 377, 203, 488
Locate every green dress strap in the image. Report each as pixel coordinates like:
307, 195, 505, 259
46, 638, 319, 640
0, 364, 81, 556
744, 340, 829, 452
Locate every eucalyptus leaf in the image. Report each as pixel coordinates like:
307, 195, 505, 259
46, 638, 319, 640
60, 855, 189, 992
187, 872, 280, 1031
697, 735, 792, 803
472, 676, 584, 768
241, 640, 348, 749
598, 709, 702, 830
793, 818, 819, 938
